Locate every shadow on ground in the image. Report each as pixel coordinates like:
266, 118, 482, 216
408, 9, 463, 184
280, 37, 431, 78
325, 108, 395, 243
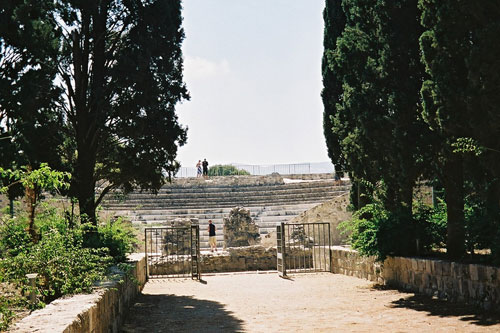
121, 294, 245, 332
374, 286, 500, 327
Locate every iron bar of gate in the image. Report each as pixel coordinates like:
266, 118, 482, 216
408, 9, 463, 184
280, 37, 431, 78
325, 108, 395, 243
144, 228, 148, 279
145, 226, 198, 279
328, 223, 331, 271
278, 222, 331, 275
306, 223, 311, 271
323, 224, 327, 271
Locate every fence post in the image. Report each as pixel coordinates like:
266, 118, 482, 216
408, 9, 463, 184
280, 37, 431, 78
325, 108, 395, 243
26, 273, 38, 305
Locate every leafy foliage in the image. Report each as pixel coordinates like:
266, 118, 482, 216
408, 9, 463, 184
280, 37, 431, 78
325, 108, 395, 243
0, 0, 189, 224
0, 164, 70, 240
0, 202, 138, 329
84, 218, 138, 263
208, 165, 250, 176
339, 200, 447, 261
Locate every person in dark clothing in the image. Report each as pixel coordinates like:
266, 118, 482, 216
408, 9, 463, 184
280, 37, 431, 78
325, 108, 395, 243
208, 220, 217, 252
202, 158, 209, 179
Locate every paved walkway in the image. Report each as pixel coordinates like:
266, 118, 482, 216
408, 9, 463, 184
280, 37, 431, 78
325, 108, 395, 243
121, 273, 500, 332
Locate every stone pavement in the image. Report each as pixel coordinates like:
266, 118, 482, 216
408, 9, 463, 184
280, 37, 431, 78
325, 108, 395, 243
121, 273, 500, 332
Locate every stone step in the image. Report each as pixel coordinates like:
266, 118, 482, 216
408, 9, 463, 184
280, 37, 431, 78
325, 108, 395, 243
114, 184, 347, 199
103, 191, 342, 206
254, 215, 295, 223
138, 179, 342, 193
103, 194, 342, 209
127, 206, 312, 220
116, 203, 319, 216
102, 183, 348, 199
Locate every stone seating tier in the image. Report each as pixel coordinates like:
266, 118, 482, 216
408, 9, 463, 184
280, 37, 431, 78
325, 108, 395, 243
104, 180, 343, 198
100, 175, 350, 248
103, 187, 349, 210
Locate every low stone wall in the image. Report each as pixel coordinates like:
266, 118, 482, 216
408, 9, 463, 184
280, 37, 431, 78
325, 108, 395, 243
282, 173, 334, 180
201, 246, 277, 273
12, 254, 146, 333
169, 174, 284, 187
331, 246, 500, 311
331, 246, 384, 283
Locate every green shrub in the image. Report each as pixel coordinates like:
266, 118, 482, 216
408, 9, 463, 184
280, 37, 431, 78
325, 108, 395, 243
96, 218, 137, 262
1, 223, 113, 304
208, 165, 250, 176
339, 201, 447, 261
0, 203, 138, 330
0, 217, 32, 257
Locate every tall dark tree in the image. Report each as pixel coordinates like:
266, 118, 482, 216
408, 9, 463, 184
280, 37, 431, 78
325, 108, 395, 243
0, 0, 189, 224
323, 0, 428, 219
418, 0, 500, 258
321, 0, 346, 174
0, 0, 64, 206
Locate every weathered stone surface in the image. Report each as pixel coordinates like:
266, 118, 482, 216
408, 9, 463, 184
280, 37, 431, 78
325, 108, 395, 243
330, 247, 500, 311
290, 193, 351, 245
223, 207, 260, 247
169, 173, 285, 187
201, 246, 277, 273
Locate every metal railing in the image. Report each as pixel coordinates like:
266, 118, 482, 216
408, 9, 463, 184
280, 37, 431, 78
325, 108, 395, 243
277, 222, 331, 276
175, 162, 333, 178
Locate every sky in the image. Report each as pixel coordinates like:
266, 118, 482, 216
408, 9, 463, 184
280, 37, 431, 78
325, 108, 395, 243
175, 0, 330, 167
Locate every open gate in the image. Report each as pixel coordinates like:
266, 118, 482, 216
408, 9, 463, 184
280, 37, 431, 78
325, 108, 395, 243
277, 222, 331, 276
145, 225, 201, 280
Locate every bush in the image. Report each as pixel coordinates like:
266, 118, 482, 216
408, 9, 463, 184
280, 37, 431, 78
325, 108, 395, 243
0, 203, 138, 329
0, 217, 32, 257
208, 165, 250, 176
2, 231, 112, 303
92, 217, 137, 262
339, 201, 447, 261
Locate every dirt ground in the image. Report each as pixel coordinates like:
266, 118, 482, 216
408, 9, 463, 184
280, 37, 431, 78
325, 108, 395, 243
120, 272, 500, 333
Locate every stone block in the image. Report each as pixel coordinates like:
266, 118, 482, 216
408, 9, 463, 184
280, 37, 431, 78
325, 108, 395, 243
441, 261, 451, 276
477, 265, 487, 281
486, 266, 497, 283
422, 273, 430, 288
469, 264, 479, 281
425, 260, 432, 274
417, 259, 426, 272
434, 261, 443, 276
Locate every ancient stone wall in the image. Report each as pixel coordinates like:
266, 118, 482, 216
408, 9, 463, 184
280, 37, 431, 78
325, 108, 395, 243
331, 246, 500, 311
201, 246, 277, 273
169, 173, 284, 187
223, 207, 260, 247
13, 254, 146, 333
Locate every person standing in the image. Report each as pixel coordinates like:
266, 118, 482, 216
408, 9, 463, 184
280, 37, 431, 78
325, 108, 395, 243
202, 158, 209, 179
208, 220, 217, 252
196, 160, 202, 178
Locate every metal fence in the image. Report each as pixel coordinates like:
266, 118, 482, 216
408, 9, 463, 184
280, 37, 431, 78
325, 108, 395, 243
145, 225, 201, 279
277, 222, 331, 276
175, 162, 332, 178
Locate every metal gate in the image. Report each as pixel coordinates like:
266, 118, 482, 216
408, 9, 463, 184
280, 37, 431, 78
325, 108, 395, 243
277, 222, 331, 276
145, 225, 201, 279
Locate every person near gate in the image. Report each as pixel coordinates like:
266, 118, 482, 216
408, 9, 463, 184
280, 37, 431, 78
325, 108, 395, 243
202, 158, 209, 179
208, 219, 217, 252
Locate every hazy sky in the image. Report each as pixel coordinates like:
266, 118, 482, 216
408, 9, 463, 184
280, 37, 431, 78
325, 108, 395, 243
176, 0, 329, 167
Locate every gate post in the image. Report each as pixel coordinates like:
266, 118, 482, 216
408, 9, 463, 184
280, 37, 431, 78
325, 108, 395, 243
281, 222, 286, 276
191, 224, 201, 280
144, 228, 149, 281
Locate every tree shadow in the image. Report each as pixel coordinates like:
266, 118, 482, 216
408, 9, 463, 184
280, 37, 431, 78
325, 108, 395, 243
121, 293, 245, 332
374, 285, 500, 327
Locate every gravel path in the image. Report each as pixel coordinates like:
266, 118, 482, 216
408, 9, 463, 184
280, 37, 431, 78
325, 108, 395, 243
121, 272, 500, 332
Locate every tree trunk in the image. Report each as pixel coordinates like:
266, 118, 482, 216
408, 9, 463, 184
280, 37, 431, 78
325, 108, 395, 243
443, 155, 465, 259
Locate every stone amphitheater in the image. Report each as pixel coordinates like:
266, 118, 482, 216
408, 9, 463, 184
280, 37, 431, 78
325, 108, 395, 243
101, 173, 350, 248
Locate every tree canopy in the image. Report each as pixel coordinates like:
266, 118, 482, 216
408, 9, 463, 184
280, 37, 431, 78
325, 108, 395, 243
0, 0, 189, 223
323, 0, 500, 260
